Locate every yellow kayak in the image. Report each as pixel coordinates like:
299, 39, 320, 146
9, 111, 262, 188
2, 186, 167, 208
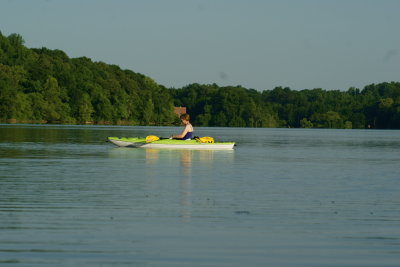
108, 137, 235, 150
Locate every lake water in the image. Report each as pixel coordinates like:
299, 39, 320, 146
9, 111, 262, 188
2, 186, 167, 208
0, 124, 399, 266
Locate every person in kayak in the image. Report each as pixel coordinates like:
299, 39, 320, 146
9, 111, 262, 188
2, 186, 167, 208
170, 113, 194, 140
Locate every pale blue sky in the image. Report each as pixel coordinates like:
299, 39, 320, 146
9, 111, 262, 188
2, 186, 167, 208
1, 0, 399, 91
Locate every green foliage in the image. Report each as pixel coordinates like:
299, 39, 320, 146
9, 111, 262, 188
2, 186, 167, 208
1, 31, 400, 129
171, 84, 281, 128
300, 118, 313, 128
344, 121, 353, 129
0, 32, 176, 125
172, 82, 400, 129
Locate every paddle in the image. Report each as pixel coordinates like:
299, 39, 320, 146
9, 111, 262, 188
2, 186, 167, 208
145, 135, 172, 143
146, 135, 212, 143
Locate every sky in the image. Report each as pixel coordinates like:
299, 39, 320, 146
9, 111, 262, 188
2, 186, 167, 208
1, 0, 399, 91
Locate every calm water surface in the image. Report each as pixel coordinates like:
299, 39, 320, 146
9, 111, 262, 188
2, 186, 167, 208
0, 124, 399, 266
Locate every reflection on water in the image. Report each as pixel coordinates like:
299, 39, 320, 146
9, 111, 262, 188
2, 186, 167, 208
109, 148, 229, 221
177, 150, 193, 220
1, 124, 399, 266
178, 150, 192, 176
145, 149, 196, 220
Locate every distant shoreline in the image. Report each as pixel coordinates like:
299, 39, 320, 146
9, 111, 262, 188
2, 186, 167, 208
1, 120, 387, 130
0, 119, 177, 127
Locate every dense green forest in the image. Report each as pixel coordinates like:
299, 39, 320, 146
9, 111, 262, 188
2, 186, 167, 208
0, 32, 178, 125
1, 32, 400, 128
171, 82, 400, 129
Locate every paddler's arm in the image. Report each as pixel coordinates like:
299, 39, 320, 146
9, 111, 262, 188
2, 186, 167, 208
170, 125, 190, 139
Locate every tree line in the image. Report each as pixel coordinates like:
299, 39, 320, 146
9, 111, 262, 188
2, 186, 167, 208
171, 82, 400, 129
0, 32, 178, 125
1, 32, 400, 129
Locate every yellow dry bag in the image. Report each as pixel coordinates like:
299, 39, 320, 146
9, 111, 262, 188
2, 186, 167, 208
145, 135, 160, 143
195, 136, 214, 143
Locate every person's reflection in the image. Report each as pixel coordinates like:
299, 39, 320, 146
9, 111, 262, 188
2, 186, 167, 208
179, 150, 192, 221
179, 150, 214, 221
179, 150, 192, 176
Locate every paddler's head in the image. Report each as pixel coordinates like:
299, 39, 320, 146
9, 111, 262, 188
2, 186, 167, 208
180, 113, 190, 125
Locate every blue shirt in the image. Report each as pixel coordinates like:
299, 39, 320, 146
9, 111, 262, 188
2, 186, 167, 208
182, 131, 193, 140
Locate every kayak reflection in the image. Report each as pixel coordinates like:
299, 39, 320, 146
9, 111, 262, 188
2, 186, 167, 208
108, 148, 234, 221
143, 149, 221, 221
144, 149, 216, 177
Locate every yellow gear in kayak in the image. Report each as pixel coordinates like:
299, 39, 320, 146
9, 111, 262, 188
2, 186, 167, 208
195, 136, 214, 143
145, 135, 160, 143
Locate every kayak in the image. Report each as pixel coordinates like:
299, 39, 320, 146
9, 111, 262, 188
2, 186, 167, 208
108, 137, 235, 150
